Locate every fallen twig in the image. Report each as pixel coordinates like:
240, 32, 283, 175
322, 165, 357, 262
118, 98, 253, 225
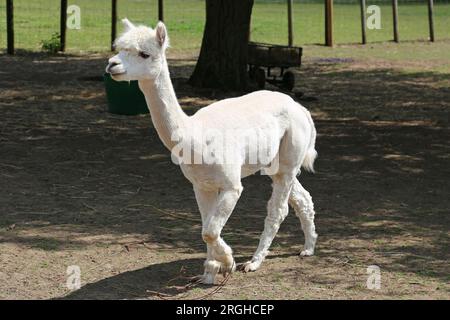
122, 203, 198, 223
0, 163, 23, 170
82, 202, 98, 212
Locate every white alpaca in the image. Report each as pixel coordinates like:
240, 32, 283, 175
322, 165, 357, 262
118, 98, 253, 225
106, 19, 318, 284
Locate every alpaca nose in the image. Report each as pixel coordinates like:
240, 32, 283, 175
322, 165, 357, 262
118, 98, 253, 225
107, 61, 119, 71
108, 56, 121, 66
106, 58, 122, 74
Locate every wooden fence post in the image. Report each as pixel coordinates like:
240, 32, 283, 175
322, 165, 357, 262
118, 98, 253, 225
325, 0, 333, 47
158, 0, 164, 22
287, 0, 293, 47
360, 0, 366, 44
392, 0, 399, 42
6, 0, 14, 55
60, 0, 67, 51
427, 0, 435, 42
111, 0, 117, 51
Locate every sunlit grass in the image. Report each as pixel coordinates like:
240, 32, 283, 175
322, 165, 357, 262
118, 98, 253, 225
0, 0, 448, 52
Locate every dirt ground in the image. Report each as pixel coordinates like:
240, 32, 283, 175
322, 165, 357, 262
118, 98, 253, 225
0, 45, 449, 300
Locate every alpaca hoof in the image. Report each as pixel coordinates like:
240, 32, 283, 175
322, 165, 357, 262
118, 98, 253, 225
190, 274, 215, 285
240, 261, 260, 273
300, 249, 314, 257
220, 260, 236, 276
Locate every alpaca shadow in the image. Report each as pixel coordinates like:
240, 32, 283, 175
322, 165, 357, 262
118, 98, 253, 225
61, 257, 204, 300
60, 253, 298, 300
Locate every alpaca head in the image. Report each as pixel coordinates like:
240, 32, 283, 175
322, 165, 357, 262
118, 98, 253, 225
106, 19, 169, 82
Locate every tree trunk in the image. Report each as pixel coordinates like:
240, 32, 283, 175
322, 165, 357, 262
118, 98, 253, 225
189, 0, 254, 90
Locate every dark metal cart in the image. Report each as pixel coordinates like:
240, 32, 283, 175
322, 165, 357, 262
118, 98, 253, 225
248, 41, 302, 91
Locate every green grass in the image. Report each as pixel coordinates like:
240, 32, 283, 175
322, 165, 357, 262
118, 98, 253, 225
252, 2, 450, 45
0, 0, 449, 52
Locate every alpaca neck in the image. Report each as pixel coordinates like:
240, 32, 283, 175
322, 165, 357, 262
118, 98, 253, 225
138, 60, 188, 150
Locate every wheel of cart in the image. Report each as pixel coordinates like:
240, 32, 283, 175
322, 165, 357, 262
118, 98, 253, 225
248, 65, 266, 90
255, 68, 266, 89
282, 70, 295, 91
248, 42, 302, 91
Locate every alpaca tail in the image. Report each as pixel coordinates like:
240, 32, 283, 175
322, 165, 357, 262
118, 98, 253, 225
301, 108, 318, 173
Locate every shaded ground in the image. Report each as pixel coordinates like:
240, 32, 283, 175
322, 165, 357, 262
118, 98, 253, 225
0, 43, 449, 299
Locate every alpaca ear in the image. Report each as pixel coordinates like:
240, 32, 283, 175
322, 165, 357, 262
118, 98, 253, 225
156, 21, 168, 49
122, 18, 135, 31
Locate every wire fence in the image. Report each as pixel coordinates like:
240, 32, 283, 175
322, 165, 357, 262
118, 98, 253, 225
0, 0, 449, 54
251, 0, 450, 45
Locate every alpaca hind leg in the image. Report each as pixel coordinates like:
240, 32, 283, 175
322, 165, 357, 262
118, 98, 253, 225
202, 186, 242, 276
288, 179, 317, 256
242, 173, 294, 272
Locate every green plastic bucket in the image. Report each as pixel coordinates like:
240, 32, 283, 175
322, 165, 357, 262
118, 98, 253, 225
104, 73, 149, 115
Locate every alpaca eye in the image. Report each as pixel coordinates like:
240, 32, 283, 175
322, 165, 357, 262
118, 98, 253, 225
139, 52, 150, 59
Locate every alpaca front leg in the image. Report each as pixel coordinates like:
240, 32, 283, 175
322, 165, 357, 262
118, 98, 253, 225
194, 186, 220, 284
242, 173, 294, 272
202, 187, 242, 276
201, 245, 221, 284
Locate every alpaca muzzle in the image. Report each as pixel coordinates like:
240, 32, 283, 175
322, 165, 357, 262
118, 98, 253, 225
106, 60, 126, 75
